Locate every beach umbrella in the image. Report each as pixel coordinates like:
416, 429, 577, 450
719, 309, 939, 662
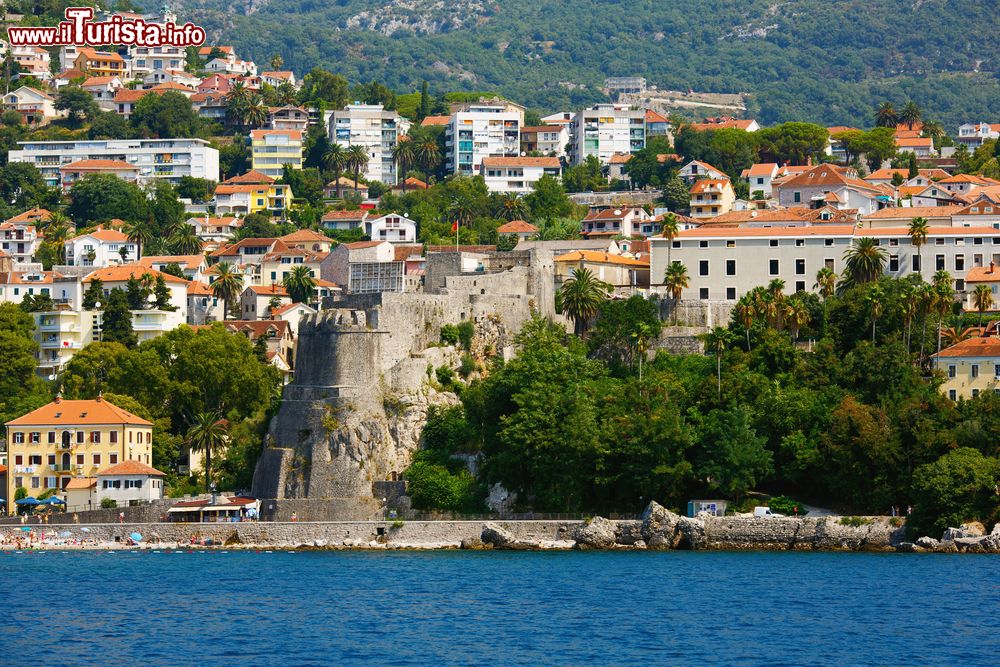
80, 527, 91, 533
43, 497, 66, 505
59, 531, 72, 538
19, 527, 31, 532
130, 532, 143, 542
15, 497, 40, 506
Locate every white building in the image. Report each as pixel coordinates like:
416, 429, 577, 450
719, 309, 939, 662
82, 265, 189, 341
568, 103, 645, 166
956, 123, 1000, 149
10, 138, 220, 188
741, 163, 781, 198
678, 160, 727, 183
1, 86, 57, 125
481, 156, 562, 193
0, 270, 81, 308
366, 213, 418, 243
34, 308, 97, 376
649, 224, 1000, 301
445, 103, 523, 176
128, 44, 185, 77
0, 216, 43, 265
87, 460, 167, 508
520, 125, 569, 158
65, 225, 139, 267
329, 104, 411, 184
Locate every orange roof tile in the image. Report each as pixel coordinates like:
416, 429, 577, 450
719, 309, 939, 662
554, 250, 649, 267
6, 398, 152, 427
482, 156, 560, 168
84, 264, 188, 284
280, 229, 331, 244
97, 460, 166, 477
497, 220, 539, 234
420, 115, 450, 126
223, 170, 275, 185
934, 336, 1000, 358
251, 129, 302, 140
6, 208, 51, 224
966, 266, 1000, 284
65, 477, 96, 489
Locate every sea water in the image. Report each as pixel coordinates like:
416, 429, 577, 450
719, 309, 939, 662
0, 550, 996, 665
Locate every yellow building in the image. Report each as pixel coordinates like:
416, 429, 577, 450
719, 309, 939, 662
4, 394, 153, 514
554, 250, 650, 289
74, 48, 127, 77
251, 129, 303, 179
932, 336, 1000, 400
214, 170, 294, 216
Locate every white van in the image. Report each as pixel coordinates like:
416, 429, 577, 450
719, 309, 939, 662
754, 506, 785, 518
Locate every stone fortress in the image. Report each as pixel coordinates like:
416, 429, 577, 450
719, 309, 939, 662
250, 248, 557, 516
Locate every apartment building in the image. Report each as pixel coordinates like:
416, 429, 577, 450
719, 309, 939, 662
34, 308, 98, 376
568, 104, 645, 166
580, 206, 658, 238
481, 156, 562, 193
65, 225, 139, 267
128, 44, 185, 77
689, 179, 736, 218
0, 216, 42, 265
251, 129, 303, 178
956, 123, 1000, 149
74, 48, 128, 78
444, 103, 522, 176
9, 138, 220, 187
4, 395, 153, 512
329, 104, 411, 184
649, 225, 1000, 301
214, 171, 293, 216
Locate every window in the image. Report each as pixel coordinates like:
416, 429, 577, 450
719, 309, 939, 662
825, 258, 835, 270
795, 259, 806, 275
769, 259, 779, 275
793, 192, 801, 203
889, 255, 899, 272
13, 432, 23, 444
110, 453, 118, 464
825, 239, 834, 247
93, 453, 102, 465
699, 240, 709, 248
889, 239, 899, 247
936, 255, 945, 271
146, 433, 151, 444
76, 431, 84, 444
769, 240, 779, 247
912, 255, 921, 272
76, 454, 84, 465
125, 479, 143, 489
726, 287, 736, 300
975, 237, 984, 245
91, 431, 101, 443
29, 455, 41, 465
994, 363, 1000, 379
29, 432, 40, 443
103, 479, 122, 489
972, 389, 980, 398
795, 281, 806, 292
935, 238, 945, 246
795, 239, 805, 247
726, 240, 735, 248
699, 260, 709, 276
14, 455, 23, 465
47, 454, 55, 465
110, 431, 118, 444
971, 364, 980, 379
48, 431, 55, 444
955, 255, 965, 271
699, 287, 709, 299
948, 365, 956, 378
31, 477, 40, 489
672, 241, 680, 249
726, 259, 736, 276
45, 476, 57, 489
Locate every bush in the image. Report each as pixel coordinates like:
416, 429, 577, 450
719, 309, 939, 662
14, 487, 27, 501
767, 495, 803, 516
458, 353, 476, 378
909, 447, 1000, 538
405, 458, 479, 512
838, 516, 873, 527
435, 365, 455, 388
457, 320, 475, 350
100, 497, 117, 509
440, 324, 459, 345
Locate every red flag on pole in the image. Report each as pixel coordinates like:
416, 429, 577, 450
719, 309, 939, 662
451, 221, 458, 232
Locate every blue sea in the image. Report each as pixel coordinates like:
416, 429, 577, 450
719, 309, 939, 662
0, 550, 996, 665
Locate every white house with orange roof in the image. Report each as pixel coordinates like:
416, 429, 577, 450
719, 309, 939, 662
280, 229, 335, 254
936, 174, 1000, 196
188, 215, 241, 244
84, 264, 189, 319
128, 43, 186, 77
895, 136, 936, 157
136, 254, 209, 282
258, 246, 326, 288
1, 86, 57, 125
142, 68, 200, 90
497, 219, 538, 242
366, 213, 419, 243
741, 163, 780, 198
0, 210, 45, 265
678, 160, 727, 183
554, 250, 650, 289
690, 179, 736, 218
963, 264, 1000, 313
65, 225, 138, 267
320, 209, 369, 232
581, 206, 656, 238
774, 164, 887, 214
268, 105, 310, 133
59, 159, 140, 191
261, 71, 298, 88
0, 269, 78, 307
81, 76, 124, 108
481, 156, 562, 193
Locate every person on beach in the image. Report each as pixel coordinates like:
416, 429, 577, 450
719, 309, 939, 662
119, 512, 125, 524
291, 512, 298, 522
73, 513, 79, 524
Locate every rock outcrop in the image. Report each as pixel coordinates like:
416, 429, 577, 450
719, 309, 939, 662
572, 517, 619, 549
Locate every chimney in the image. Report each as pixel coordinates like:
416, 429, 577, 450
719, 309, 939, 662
54, 391, 62, 404
991, 261, 996, 274
96, 391, 103, 402
807, 156, 813, 167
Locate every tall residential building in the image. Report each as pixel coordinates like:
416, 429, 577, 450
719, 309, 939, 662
568, 104, 645, 166
444, 103, 523, 176
329, 104, 411, 185
4, 395, 154, 513
251, 129, 303, 179
9, 138, 220, 188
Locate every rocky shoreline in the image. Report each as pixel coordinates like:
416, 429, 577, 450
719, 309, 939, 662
2, 503, 997, 553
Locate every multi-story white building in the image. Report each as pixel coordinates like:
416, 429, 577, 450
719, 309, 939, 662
128, 44, 185, 77
251, 129, 302, 179
445, 103, 522, 176
0, 217, 42, 265
34, 309, 98, 376
366, 213, 418, 243
568, 104, 645, 166
956, 123, 1000, 149
329, 104, 411, 184
520, 125, 569, 158
649, 225, 1000, 300
481, 157, 562, 193
65, 225, 139, 267
9, 138, 220, 188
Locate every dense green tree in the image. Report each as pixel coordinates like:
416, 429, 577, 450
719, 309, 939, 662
588, 295, 662, 374
694, 406, 773, 503
131, 91, 204, 139
523, 174, 573, 221
755, 122, 830, 165
87, 110, 133, 140
176, 176, 215, 203
55, 85, 99, 126
909, 448, 999, 538
68, 174, 147, 224
102, 288, 137, 348
283, 265, 316, 304
661, 176, 691, 212
555, 267, 611, 335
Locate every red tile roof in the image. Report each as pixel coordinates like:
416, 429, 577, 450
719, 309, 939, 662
97, 460, 166, 477
497, 220, 539, 234
223, 170, 275, 184
934, 336, 1000, 358
6, 397, 152, 427
84, 264, 189, 284
482, 156, 560, 168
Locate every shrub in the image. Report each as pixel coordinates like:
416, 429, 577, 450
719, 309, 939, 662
435, 365, 455, 388
405, 458, 478, 512
440, 324, 459, 345
458, 353, 476, 378
457, 320, 475, 350
14, 487, 27, 501
909, 447, 1000, 537
100, 497, 117, 509
767, 495, 803, 516
838, 516, 873, 527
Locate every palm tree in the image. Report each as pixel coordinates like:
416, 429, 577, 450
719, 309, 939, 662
492, 192, 529, 221
767, 279, 786, 329
185, 412, 229, 492
555, 267, 611, 335
632, 321, 653, 381
843, 237, 888, 285
447, 197, 477, 229
899, 101, 922, 130
226, 80, 251, 130
908, 216, 929, 276
814, 266, 837, 333
416, 139, 441, 175
392, 139, 416, 192
244, 96, 269, 129
663, 261, 689, 302
865, 284, 885, 342
170, 223, 202, 255
283, 265, 316, 304
734, 298, 755, 351
210, 262, 243, 320
786, 299, 810, 342
660, 213, 680, 268
974, 284, 994, 325
900, 283, 919, 352
123, 218, 154, 259
700, 326, 734, 396
933, 270, 954, 355
347, 144, 369, 189
323, 143, 348, 198
921, 120, 945, 145
917, 282, 936, 360
875, 102, 898, 128
941, 326, 975, 347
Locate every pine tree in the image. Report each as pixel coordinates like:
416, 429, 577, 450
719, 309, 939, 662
101, 288, 137, 348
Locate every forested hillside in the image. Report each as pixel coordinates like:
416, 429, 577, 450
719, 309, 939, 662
156, 0, 1000, 128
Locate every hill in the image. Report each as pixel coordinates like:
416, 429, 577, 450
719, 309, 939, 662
152, 0, 999, 129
